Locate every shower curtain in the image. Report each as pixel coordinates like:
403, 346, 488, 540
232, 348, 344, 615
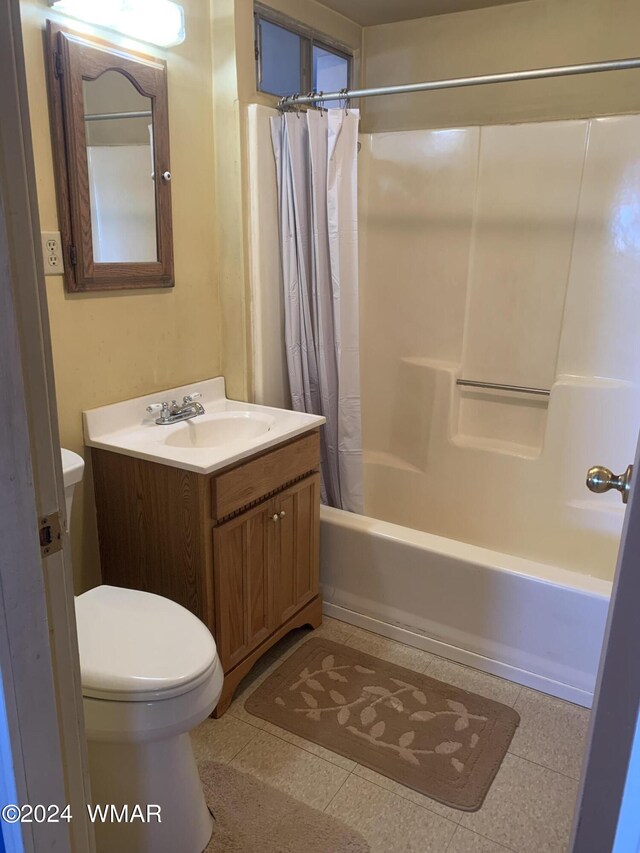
271, 108, 363, 513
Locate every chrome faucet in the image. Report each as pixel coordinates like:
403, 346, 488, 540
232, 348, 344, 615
146, 393, 205, 425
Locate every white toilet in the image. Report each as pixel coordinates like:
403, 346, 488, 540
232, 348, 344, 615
62, 449, 222, 853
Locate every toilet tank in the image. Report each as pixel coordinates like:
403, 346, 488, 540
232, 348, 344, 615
61, 448, 85, 533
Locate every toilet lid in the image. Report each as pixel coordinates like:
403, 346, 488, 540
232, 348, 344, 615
75, 585, 218, 701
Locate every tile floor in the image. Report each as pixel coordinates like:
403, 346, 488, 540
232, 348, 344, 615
192, 617, 588, 853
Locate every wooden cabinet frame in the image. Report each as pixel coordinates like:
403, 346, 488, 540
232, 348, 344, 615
92, 431, 322, 716
45, 22, 174, 291
213, 474, 320, 672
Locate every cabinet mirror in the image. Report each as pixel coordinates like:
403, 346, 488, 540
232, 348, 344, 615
46, 22, 174, 291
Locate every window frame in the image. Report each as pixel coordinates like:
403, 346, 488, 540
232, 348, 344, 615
254, 2, 352, 102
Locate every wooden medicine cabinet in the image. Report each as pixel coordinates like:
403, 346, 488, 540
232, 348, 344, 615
46, 22, 174, 291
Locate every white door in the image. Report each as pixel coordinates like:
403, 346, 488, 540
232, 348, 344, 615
570, 435, 640, 851
0, 1, 93, 850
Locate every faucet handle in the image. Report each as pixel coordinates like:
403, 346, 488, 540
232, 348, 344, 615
147, 402, 170, 417
182, 392, 202, 404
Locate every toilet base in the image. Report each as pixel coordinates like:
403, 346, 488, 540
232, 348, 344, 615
88, 732, 213, 853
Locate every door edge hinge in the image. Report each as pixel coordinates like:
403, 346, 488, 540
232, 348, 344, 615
69, 244, 77, 266
40, 512, 63, 558
54, 52, 64, 78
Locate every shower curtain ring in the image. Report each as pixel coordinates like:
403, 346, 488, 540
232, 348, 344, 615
306, 90, 316, 114
308, 91, 324, 115
339, 87, 349, 115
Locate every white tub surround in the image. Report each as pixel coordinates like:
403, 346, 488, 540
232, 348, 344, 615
358, 116, 640, 580
321, 506, 611, 708
83, 376, 325, 474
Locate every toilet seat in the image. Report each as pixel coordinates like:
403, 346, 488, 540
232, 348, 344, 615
75, 585, 218, 702
82, 657, 224, 743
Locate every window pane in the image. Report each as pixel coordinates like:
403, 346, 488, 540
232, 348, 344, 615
313, 45, 348, 108
259, 19, 302, 97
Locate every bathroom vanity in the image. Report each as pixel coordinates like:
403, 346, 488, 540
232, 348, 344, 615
84, 378, 325, 715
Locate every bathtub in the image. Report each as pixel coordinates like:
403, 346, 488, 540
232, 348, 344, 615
320, 505, 612, 708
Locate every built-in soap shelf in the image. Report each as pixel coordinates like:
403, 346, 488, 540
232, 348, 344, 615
364, 449, 423, 475
375, 358, 634, 468
453, 379, 549, 458
376, 356, 551, 466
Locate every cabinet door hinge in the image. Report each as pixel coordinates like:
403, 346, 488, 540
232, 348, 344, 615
40, 512, 62, 558
54, 52, 64, 78
69, 244, 77, 266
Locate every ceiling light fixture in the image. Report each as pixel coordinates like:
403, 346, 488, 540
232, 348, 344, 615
49, 0, 186, 48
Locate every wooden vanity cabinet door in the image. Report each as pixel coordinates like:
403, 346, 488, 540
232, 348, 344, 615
213, 500, 273, 671
271, 474, 320, 628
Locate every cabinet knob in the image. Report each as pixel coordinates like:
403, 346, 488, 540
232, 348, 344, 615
271, 514, 280, 522
279, 510, 286, 518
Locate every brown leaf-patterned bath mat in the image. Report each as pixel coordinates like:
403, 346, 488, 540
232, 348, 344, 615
201, 761, 369, 852
245, 639, 520, 812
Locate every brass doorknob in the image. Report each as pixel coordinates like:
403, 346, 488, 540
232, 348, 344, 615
586, 465, 633, 504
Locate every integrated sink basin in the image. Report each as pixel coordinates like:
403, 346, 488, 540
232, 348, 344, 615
163, 411, 275, 449
83, 376, 325, 475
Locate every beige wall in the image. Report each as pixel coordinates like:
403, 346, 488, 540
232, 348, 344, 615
361, 0, 640, 132
210, 0, 362, 404
20, 0, 221, 592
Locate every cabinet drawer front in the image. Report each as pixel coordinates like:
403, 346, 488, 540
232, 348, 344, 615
212, 430, 319, 520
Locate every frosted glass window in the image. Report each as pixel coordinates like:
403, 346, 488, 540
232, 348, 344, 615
258, 19, 302, 97
313, 46, 349, 108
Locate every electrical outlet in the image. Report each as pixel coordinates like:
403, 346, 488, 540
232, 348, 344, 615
41, 231, 65, 276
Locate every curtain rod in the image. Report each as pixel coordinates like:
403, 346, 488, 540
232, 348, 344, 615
278, 57, 640, 108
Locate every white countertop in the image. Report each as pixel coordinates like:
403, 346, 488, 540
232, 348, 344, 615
83, 377, 325, 475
